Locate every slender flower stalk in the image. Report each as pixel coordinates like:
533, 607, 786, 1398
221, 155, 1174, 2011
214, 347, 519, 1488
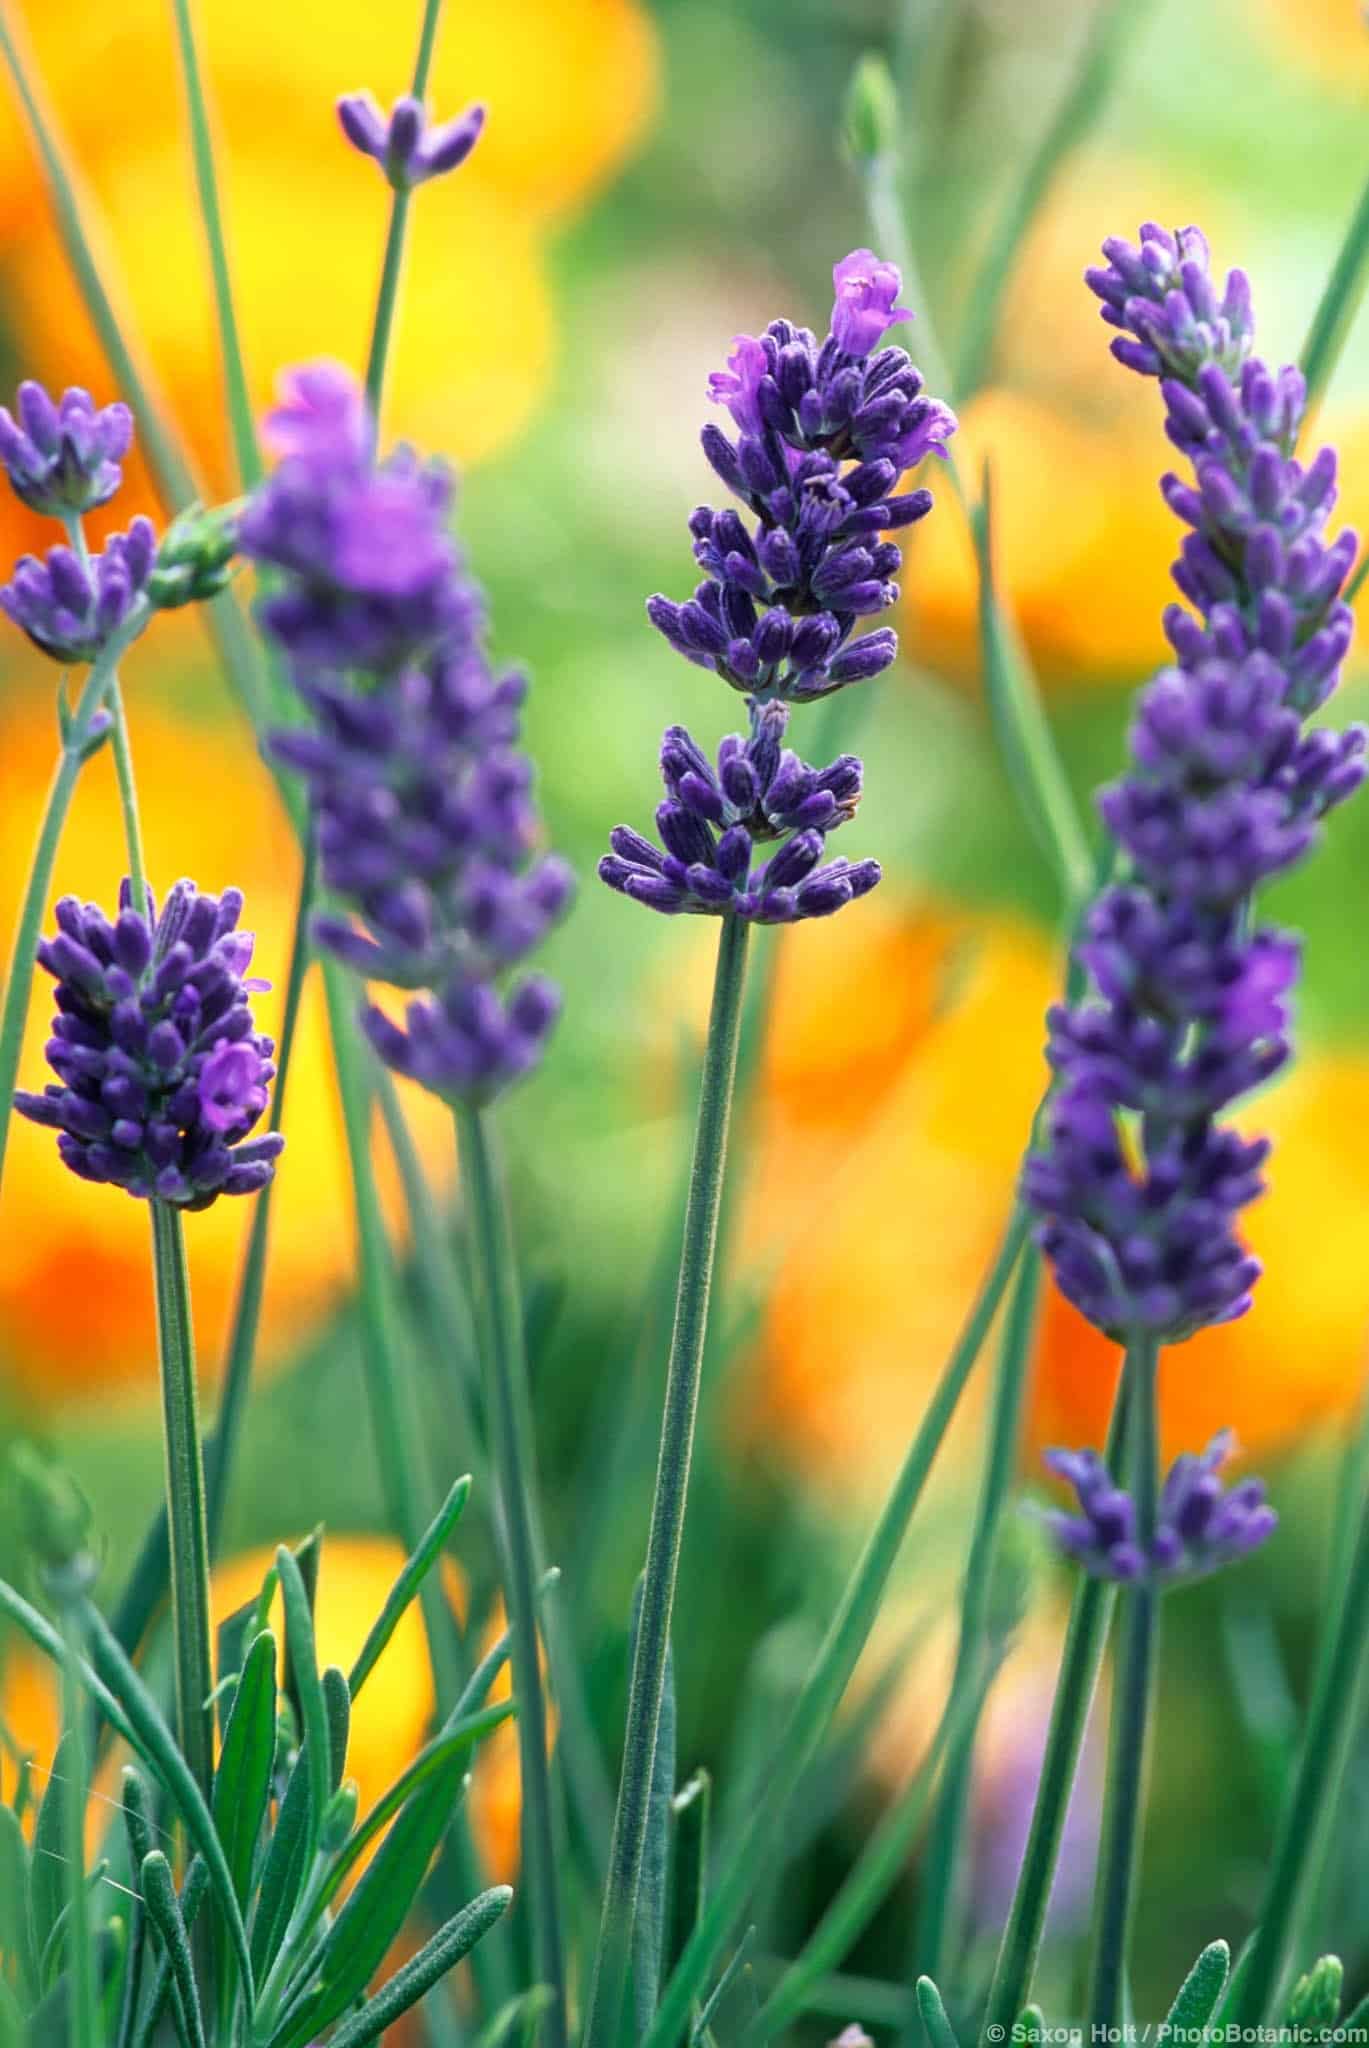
455, 1100, 569, 2048
150, 1197, 216, 1808
979, 1382, 1132, 2045
1085, 1333, 1160, 2031
583, 914, 751, 2048
916, 1251, 1043, 1979
167, 0, 260, 489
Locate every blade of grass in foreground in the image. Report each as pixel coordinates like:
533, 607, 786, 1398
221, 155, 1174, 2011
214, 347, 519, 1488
1300, 157, 1369, 427
641, 1202, 1032, 2048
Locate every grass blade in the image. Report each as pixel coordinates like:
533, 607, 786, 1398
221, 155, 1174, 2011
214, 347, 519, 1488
1301, 160, 1369, 423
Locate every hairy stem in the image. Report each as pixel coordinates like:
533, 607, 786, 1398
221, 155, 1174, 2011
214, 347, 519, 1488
455, 1100, 569, 2048
1086, 1333, 1161, 2033
150, 1198, 215, 1811
584, 914, 752, 2048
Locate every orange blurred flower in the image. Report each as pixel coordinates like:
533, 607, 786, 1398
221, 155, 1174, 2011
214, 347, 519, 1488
746, 897, 1369, 1483
1251, 0, 1369, 88
0, 698, 454, 1407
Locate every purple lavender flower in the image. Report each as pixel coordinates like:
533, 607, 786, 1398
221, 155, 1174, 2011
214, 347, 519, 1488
1041, 1431, 1276, 1585
338, 90, 485, 191
0, 518, 155, 663
600, 704, 880, 921
239, 360, 463, 674
251, 362, 571, 1104
0, 382, 133, 518
649, 248, 955, 704
14, 880, 283, 1208
1025, 228, 1365, 1342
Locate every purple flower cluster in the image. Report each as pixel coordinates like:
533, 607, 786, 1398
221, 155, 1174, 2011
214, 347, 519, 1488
1041, 1432, 1276, 1585
0, 382, 132, 516
604, 251, 956, 925
1025, 225, 1366, 1343
1, 516, 155, 664
246, 362, 571, 1104
338, 90, 485, 191
602, 705, 879, 920
14, 881, 283, 1209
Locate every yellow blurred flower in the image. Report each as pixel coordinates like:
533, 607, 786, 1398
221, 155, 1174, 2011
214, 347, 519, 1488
1251, 0, 1369, 88
0, 0, 657, 539
0, 698, 453, 1407
746, 897, 1369, 1483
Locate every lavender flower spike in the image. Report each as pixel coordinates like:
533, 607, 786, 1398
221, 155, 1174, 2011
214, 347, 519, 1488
649, 246, 955, 704
338, 90, 485, 190
1026, 226, 1365, 1342
0, 381, 133, 517
239, 360, 463, 674
1041, 1432, 1276, 1585
601, 703, 880, 922
251, 360, 573, 1105
0, 517, 156, 664
14, 879, 284, 1208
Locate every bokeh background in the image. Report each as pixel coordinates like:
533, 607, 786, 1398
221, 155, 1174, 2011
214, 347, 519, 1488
3, 0, 1369, 2026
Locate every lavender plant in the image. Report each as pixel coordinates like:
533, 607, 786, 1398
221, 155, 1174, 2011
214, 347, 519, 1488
983, 223, 1367, 2040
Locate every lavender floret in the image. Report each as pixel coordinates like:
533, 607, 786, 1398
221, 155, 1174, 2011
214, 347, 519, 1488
1041, 1431, 1276, 1585
0, 518, 156, 664
601, 705, 880, 922
0, 381, 133, 517
337, 90, 485, 190
14, 880, 284, 1208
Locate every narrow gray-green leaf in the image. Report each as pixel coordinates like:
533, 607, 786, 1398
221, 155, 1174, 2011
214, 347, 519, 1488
271, 1739, 472, 2048
1165, 1940, 1230, 2033
315, 1699, 513, 1914
322, 1665, 351, 1792
78, 1600, 254, 2007
249, 1752, 313, 1983
30, 1730, 73, 1979
140, 1852, 206, 2048
693, 1929, 755, 2046
214, 1629, 277, 1907
276, 1547, 329, 1856
667, 1771, 710, 1990
0, 1803, 35, 2001
308, 1888, 513, 2048
1015, 2005, 1045, 2043
348, 1474, 472, 1699
916, 1975, 962, 2048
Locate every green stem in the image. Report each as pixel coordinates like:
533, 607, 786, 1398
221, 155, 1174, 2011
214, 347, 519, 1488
1086, 1333, 1161, 2033
454, 1100, 568, 2048
979, 1371, 1132, 2042
364, 0, 445, 416
954, 0, 1156, 404
0, 617, 145, 1193
1229, 1458, 1369, 2024
366, 194, 414, 419
643, 1204, 1032, 2048
320, 959, 463, 1706
60, 1599, 100, 2048
167, 0, 260, 488
149, 1199, 215, 1811
584, 914, 752, 2048
1300, 156, 1369, 424
106, 675, 148, 913
916, 1251, 1042, 1979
